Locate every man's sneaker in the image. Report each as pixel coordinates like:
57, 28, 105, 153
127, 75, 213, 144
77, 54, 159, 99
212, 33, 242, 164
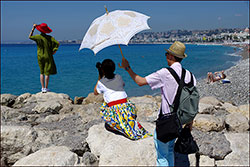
41, 88, 46, 93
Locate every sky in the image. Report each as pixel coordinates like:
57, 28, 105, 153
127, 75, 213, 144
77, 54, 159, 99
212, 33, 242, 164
1, 1, 249, 42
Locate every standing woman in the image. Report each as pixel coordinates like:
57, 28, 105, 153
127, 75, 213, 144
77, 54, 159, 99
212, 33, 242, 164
29, 23, 60, 93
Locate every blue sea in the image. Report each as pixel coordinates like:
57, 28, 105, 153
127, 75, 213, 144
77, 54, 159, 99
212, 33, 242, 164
1, 44, 241, 99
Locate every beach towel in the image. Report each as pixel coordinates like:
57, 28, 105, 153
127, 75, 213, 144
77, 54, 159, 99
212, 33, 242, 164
221, 79, 231, 84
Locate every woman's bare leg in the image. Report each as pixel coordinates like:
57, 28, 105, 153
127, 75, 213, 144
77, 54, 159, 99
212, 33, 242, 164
45, 75, 50, 89
40, 74, 45, 88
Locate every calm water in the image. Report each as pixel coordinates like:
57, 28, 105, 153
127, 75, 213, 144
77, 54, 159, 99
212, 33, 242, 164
1, 44, 241, 98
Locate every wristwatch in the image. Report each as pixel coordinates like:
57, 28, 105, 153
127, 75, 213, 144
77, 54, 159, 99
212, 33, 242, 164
125, 66, 130, 71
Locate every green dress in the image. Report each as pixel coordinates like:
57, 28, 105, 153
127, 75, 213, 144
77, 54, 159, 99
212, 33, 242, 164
30, 33, 59, 75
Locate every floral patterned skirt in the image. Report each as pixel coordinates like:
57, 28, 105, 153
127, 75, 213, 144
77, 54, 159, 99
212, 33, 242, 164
100, 100, 152, 140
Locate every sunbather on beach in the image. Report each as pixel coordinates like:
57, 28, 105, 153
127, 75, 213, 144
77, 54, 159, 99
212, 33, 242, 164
94, 59, 152, 140
207, 70, 226, 83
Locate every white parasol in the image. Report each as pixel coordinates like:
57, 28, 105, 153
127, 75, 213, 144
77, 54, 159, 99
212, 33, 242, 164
79, 6, 150, 56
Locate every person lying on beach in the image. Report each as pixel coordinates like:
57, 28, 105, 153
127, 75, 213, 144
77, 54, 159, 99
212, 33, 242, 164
207, 71, 226, 83
93, 59, 152, 140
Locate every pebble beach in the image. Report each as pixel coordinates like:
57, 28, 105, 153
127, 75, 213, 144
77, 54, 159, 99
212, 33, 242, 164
197, 43, 249, 105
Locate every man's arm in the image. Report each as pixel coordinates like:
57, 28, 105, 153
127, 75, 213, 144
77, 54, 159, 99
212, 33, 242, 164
119, 57, 148, 86
29, 24, 37, 39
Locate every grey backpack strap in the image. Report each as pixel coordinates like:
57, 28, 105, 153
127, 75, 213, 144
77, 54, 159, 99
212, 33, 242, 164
166, 67, 186, 113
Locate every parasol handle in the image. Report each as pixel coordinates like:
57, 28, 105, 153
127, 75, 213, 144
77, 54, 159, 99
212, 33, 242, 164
118, 45, 126, 69
118, 45, 125, 59
104, 5, 109, 15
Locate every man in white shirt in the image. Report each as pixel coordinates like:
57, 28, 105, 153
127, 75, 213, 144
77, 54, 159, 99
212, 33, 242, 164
119, 41, 196, 166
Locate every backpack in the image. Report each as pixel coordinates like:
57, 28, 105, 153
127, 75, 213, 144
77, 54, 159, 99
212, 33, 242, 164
166, 67, 200, 125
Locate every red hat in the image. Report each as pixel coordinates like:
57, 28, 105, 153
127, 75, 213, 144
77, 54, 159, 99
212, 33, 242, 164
36, 23, 52, 33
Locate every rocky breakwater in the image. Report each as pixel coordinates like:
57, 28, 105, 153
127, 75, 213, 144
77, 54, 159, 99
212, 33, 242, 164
1, 92, 103, 166
1, 92, 249, 166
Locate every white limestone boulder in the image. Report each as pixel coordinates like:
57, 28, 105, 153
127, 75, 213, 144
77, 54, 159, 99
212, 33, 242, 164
225, 113, 249, 132
129, 95, 160, 122
215, 133, 249, 166
32, 101, 63, 114
13, 146, 79, 166
221, 102, 238, 113
82, 93, 104, 104
1, 125, 36, 165
189, 154, 215, 166
193, 114, 224, 132
199, 96, 221, 106
13, 93, 32, 107
86, 122, 156, 166
198, 103, 214, 113
237, 104, 249, 120
1, 94, 17, 107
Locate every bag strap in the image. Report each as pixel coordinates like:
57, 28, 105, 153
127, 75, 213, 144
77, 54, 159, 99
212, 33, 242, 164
166, 67, 186, 113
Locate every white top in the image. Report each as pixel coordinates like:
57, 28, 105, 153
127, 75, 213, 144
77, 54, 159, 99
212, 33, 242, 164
96, 74, 127, 103
145, 62, 197, 114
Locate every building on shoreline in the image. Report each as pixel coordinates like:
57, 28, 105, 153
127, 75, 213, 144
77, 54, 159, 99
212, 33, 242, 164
129, 27, 249, 44
3, 28, 249, 45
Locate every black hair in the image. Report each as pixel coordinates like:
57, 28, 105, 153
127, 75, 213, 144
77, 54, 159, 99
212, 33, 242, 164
174, 56, 183, 62
96, 62, 104, 78
166, 52, 183, 62
101, 59, 115, 79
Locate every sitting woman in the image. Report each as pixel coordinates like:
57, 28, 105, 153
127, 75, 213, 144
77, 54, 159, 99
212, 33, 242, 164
94, 59, 152, 140
207, 70, 226, 83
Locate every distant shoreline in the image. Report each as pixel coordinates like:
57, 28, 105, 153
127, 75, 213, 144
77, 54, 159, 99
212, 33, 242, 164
2, 41, 249, 46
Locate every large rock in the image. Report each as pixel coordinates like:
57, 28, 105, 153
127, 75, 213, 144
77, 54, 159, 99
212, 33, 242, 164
193, 114, 224, 132
200, 105, 229, 116
24, 92, 73, 106
198, 103, 214, 113
32, 101, 63, 114
221, 102, 238, 113
1, 125, 37, 165
189, 154, 215, 166
1, 106, 26, 122
41, 114, 62, 123
192, 129, 232, 160
13, 93, 32, 108
199, 96, 221, 106
1, 94, 17, 107
225, 113, 249, 132
75, 103, 102, 124
32, 114, 98, 156
83, 93, 104, 104
215, 133, 249, 166
237, 104, 249, 120
86, 122, 156, 165
31, 127, 67, 153
13, 146, 79, 166
129, 95, 160, 122
82, 152, 98, 166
